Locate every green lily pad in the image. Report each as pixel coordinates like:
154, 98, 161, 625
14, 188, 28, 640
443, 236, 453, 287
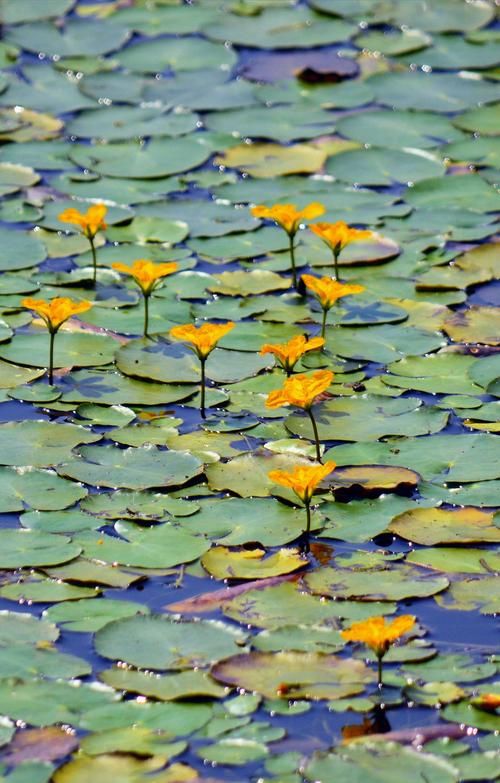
95, 614, 247, 670
326, 433, 500, 483
116, 36, 236, 73
220, 581, 396, 629
0, 644, 91, 680
442, 701, 500, 733
0, 420, 99, 468
211, 651, 374, 700
181, 497, 325, 546
454, 104, 500, 136
74, 522, 209, 569
434, 577, 499, 615
0, 611, 59, 646
305, 566, 449, 601
59, 369, 198, 406
304, 742, 459, 783
326, 147, 445, 186
389, 507, 500, 545
402, 654, 496, 684
201, 547, 307, 580
66, 106, 198, 142
44, 598, 149, 633
444, 307, 500, 345
52, 755, 198, 783
0, 228, 46, 271
99, 667, 226, 701
80, 489, 197, 521
0, 359, 45, 389
205, 104, 336, 143
208, 270, 291, 296
336, 109, 463, 150
203, 7, 356, 48
286, 396, 448, 442
0, 679, 119, 727
368, 71, 498, 112
57, 444, 203, 490
71, 137, 213, 179
7, 19, 130, 57
0, 467, 86, 512
214, 142, 328, 178
0, 575, 98, 604
0, 331, 117, 369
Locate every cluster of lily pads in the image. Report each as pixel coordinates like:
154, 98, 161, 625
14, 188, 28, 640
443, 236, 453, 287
0, 0, 498, 782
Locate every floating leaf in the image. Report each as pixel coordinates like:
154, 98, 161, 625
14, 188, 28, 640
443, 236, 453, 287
211, 651, 374, 700
0, 420, 99, 468
389, 507, 500, 545
57, 444, 203, 490
304, 742, 459, 783
305, 566, 449, 601
434, 577, 499, 615
94, 614, 247, 670
99, 668, 226, 701
44, 598, 149, 633
201, 547, 307, 580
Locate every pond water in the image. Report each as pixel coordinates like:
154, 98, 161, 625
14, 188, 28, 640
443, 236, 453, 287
0, 1, 498, 782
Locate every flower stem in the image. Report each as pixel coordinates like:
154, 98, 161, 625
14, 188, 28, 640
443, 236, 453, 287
302, 500, 311, 553
200, 357, 206, 419
321, 307, 328, 339
89, 236, 97, 286
305, 500, 312, 536
143, 293, 150, 338
307, 407, 322, 463
377, 655, 383, 688
289, 234, 297, 289
333, 249, 340, 281
48, 330, 55, 385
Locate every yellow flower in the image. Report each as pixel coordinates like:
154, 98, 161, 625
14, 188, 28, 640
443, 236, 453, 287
341, 615, 415, 659
112, 259, 178, 295
302, 275, 365, 311
170, 322, 235, 360
251, 202, 325, 236
309, 221, 372, 253
260, 334, 324, 374
58, 203, 107, 238
266, 370, 333, 410
269, 461, 336, 504
22, 297, 92, 333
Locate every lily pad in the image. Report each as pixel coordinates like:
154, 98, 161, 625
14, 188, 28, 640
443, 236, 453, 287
95, 614, 247, 670
57, 444, 203, 490
389, 507, 500, 545
286, 396, 449, 442
74, 522, 209, 569
0, 529, 80, 568
435, 577, 499, 615
0, 420, 99, 467
99, 667, 226, 701
211, 651, 374, 700
304, 742, 459, 783
305, 566, 449, 601
201, 547, 307, 580
0, 331, 117, 369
